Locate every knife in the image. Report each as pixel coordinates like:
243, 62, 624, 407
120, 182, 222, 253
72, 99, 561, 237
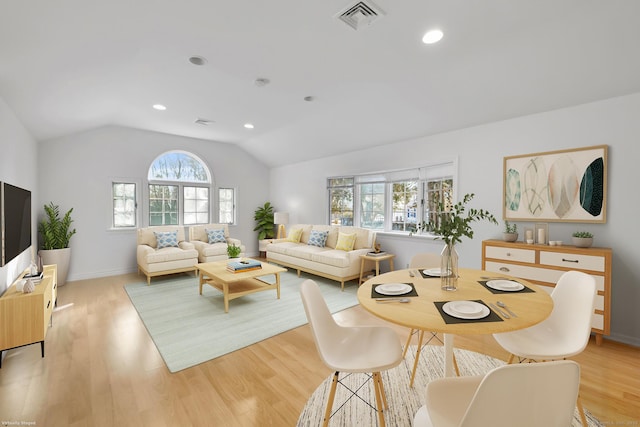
489, 302, 510, 319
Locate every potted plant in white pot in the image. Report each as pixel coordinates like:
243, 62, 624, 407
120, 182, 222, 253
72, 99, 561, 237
502, 221, 518, 242
572, 231, 593, 248
38, 202, 76, 286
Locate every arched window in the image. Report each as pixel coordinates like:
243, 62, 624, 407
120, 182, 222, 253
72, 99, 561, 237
147, 151, 212, 226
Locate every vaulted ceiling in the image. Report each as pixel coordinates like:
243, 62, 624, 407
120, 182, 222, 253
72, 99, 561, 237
1, 1, 639, 167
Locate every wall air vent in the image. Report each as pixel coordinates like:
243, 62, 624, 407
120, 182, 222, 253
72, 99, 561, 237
336, 1, 384, 31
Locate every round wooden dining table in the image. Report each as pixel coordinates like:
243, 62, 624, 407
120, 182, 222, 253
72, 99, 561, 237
357, 268, 553, 379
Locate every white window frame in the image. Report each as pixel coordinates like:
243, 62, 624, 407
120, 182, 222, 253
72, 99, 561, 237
218, 187, 237, 225
327, 159, 458, 235
109, 178, 141, 230
145, 151, 213, 226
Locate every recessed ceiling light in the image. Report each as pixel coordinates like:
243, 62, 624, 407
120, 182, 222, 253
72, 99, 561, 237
189, 56, 208, 66
304, 96, 315, 102
244, 123, 254, 129
422, 29, 443, 44
153, 104, 167, 111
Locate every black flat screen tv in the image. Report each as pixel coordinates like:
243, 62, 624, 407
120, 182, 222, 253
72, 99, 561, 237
2, 182, 32, 266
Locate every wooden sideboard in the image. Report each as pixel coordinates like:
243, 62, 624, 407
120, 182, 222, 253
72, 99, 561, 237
482, 240, 611, 344
0, 264, 57, 367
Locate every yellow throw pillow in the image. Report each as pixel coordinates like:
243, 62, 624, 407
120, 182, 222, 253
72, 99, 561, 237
335, 232, 357, 251
286, 228, 303, 243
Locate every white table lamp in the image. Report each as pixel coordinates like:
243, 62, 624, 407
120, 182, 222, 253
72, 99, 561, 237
274, 212, 289, 239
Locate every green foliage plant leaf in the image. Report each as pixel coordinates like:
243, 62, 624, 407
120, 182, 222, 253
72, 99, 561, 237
418, 193, 497, 245
253, 202, 275, 240
38, 202, 77, 249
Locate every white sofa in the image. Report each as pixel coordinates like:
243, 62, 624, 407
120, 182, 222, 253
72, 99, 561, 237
188, 223, 246, 262
266, 224, 376, 290
137, 226, 199, 285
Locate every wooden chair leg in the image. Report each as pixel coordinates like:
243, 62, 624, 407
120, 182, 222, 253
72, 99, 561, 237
577, 395, 588, 426
372, 372, 386, 427
323, 371, 339, 427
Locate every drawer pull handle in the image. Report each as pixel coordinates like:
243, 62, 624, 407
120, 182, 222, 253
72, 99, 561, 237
499, 267, 510, 272
562, 258, 579, 263
47, 301, 51, 309
506, 252, 511, 256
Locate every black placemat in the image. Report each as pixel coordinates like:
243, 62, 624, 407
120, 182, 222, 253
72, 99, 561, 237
434, 300, 504, 324
418, 269, 447, 279
477, 280, 535, 294
371, 283, 419, 299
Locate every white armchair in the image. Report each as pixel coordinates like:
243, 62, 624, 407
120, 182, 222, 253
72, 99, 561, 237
188, 223, 246, 263
136, 226, 199, 285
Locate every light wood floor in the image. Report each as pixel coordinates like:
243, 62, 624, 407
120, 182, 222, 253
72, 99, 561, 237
0, 272, 638, 426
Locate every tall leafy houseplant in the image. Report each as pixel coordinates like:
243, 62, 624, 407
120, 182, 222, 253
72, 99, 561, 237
253, 202, 275, 240
38, 202, 76, 286
419, 193, 497, 290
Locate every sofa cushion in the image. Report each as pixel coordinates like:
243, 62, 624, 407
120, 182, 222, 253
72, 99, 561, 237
339, 226, 372, 250
154, 230, 179, 249
310, 249, 352, 268
286, 227, 303, 243
308, 229, 329, 247
335, 232, 357, 251
206, 228, 227, 244
145, 246, 198, 264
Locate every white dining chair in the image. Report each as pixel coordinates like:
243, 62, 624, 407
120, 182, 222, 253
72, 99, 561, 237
412, 360, 581, 427
493, 270, 597, 426
405, 253, 459, 385
300, 279, 403, 427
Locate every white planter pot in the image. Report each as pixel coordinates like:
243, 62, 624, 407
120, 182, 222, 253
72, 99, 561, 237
572, 237, 593, 248
39, 248, 71, 286
502, 232, 518, 242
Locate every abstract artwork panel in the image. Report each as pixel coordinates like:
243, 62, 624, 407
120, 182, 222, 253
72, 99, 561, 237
503, 145, 607, 223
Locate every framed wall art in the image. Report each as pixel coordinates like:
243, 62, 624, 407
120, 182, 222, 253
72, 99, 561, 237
503, 145, 607, 223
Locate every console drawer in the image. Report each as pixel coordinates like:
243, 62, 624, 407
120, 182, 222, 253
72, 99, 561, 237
484, 246, 535, 263
540, 251, 605, 272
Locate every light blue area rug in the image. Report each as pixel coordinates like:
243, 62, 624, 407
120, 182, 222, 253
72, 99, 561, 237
124, 269, 358, 373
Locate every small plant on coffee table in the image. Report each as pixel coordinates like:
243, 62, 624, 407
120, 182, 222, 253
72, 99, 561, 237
227, 243, 242, 258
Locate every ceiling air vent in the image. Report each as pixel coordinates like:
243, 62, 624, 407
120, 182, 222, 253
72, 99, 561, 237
194, 118, 215, 126
336, 1, 384, 31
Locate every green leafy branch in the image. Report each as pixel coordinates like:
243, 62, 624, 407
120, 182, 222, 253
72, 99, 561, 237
418, 193, 497, 245
38, 202, 77, 249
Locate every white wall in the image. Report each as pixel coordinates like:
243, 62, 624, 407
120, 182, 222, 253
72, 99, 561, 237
37, 126, 271, 280
0, 96, 39, 293
270, 93, 640, 346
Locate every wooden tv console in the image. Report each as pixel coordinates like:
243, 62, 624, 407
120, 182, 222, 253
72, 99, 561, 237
0, 264, 57, 367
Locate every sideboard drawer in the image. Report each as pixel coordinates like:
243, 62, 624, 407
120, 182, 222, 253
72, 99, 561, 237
484, 246, 535, 263
540, 251, 605, 272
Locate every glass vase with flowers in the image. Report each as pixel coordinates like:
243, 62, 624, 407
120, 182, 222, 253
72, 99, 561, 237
419, 193, 497, 291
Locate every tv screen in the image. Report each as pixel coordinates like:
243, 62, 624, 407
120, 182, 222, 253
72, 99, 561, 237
2, 182, 32, 266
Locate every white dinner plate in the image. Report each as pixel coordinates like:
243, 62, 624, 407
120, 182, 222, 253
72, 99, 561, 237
375, 283, 412, 296
486, 279, 525, 292
422, 268, 450, 277
442, 301, 490, 319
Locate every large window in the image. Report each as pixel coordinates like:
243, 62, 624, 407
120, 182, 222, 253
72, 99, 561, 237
327, 161, 456, 234
147, 151, 212, 226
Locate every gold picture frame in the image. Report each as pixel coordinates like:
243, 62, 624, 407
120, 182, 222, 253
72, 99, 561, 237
503, 145, 607, 223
